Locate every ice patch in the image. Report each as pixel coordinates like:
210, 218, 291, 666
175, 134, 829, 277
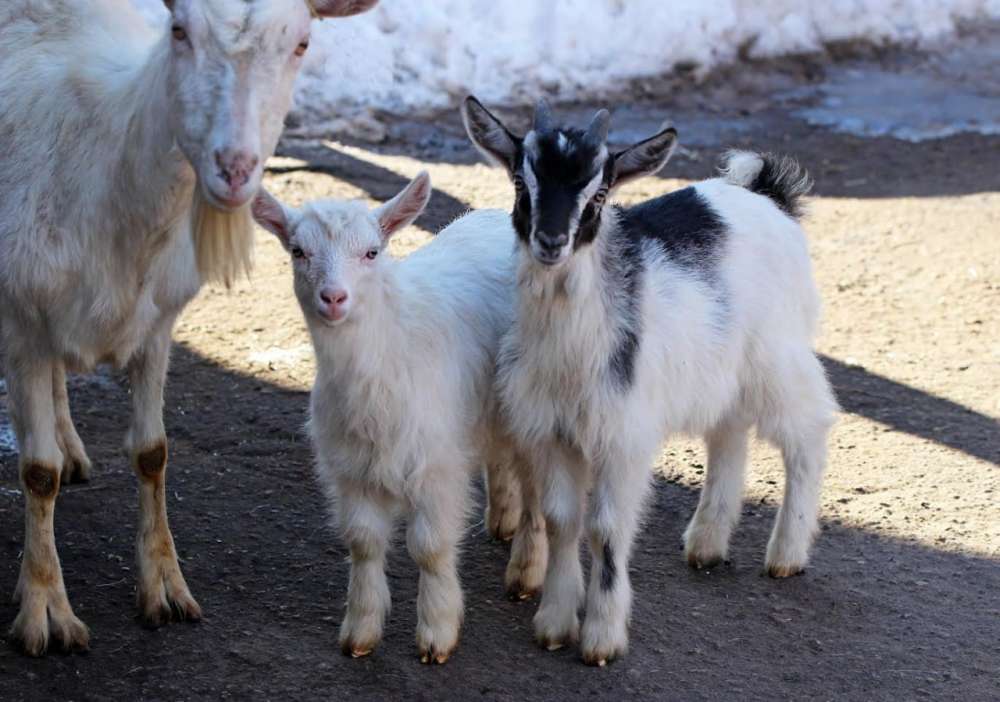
793, 68, 1000, 142
0, 378, 16, 457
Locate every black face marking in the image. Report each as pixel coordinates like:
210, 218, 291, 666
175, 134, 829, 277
616, 186, 727, 273
601, 541, 617, 591
516, 128, 606, 249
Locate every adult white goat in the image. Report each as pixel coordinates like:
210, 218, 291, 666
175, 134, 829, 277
0, 0, 377, 656
251, 175, 547, 663
463, 97, 837, 665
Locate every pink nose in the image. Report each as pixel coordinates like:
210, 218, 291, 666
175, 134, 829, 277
214, 149, 259, 190
319, 287, 349, 320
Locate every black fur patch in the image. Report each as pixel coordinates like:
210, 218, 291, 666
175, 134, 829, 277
603, 221, 645, 391
600, 541, 617, 591
616, 187, 727, 271
601, 187, 726, 391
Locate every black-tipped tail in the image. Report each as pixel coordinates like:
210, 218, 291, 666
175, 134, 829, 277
720, 151, 812, 220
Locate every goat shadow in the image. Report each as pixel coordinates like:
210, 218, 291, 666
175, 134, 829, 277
0, 342, 997, 700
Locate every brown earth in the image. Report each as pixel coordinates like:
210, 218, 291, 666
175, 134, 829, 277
1, 51, 998, 701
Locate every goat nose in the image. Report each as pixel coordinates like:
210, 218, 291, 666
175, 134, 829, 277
538, 231, 569, 248
214, 149, 259, 188
320, 288, 348, 306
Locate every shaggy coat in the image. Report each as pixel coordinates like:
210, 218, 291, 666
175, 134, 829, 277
0, 0, 377, 656
252, 174, 545, 663
463, 97, 837, 665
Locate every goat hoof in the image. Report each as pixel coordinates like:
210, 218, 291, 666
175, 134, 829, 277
11, 597, 90, 657
340, 637, 378, 659
767, 563, 805, 579
537, 636, 567, 652
62, 458, 92, 484
581, 645, 623, 667
139, 585, 202, 628
686, 551, 724, 570
418, 646, 452, 665
486, 505, 521, 543
506, 584, 539, 601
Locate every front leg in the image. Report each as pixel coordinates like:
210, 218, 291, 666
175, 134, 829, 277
335, 479, 395, 658
6, 353, 89, 655
406, 470, 469, 665
125, 319, 200, 626
533, 444, 587, 651
580, 454, 653, 666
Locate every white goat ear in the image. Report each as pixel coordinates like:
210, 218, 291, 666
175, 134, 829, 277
610, 125, 678, 190
461, 96, 521, 177
375, 171, 431, 240
251, 189, 291, 247
308, 0, 379, 18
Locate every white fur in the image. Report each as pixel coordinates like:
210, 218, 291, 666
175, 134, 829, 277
0, 0, 376, 656
259, 185, 543, 661
498, 164, 837, 664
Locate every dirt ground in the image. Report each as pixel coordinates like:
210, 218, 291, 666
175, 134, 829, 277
1, 43, 998, 701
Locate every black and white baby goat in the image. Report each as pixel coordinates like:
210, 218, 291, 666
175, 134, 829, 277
462, 97, 837, 666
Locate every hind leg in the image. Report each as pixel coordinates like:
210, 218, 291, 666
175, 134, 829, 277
504, 451, 547, 600
52, 363, 91, 484
684, 414, 751, 569
484, 459, 522, 542
761, 352, 836, 577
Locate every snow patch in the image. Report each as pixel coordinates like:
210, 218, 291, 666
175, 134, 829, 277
133, 0, 1000, 135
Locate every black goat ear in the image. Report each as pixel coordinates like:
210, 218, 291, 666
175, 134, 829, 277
461, 96, 522, 178
610, 124, 678, 190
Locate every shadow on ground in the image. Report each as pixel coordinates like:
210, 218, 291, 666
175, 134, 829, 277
0, 344, 997, 701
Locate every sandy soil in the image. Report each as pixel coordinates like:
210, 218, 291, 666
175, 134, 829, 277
1, 49, 998, 701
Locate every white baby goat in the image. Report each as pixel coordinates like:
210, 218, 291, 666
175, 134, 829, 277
252, 173, 546, 664
0, 0, 377, 656
463, 97, 837, 665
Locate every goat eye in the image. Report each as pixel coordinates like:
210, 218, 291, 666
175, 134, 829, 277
364, 248, 379, 261
593, 189, 607, 206
513, 175, 525, 192
291, 246, 306, 259
171, 25, 188, 42
295, 40, 310, 57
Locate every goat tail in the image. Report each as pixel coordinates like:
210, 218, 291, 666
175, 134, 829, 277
719, 150, 812, 220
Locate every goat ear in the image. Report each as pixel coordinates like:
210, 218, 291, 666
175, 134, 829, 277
461, 96, 521, 177
609, 124, 678, 190
308, 0, 379, 18
251, 189, 292, 247
375, 171, 431, 240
